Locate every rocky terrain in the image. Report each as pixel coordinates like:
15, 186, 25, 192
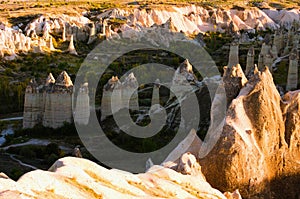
1, 1, 300, 199
1, 4, 300, 60
1, 65, 300, 199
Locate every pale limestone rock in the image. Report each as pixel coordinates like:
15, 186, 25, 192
246, 46, 255, 75
264, 53, 273, 72
87, 23, 96, 44
227, 42, 239, 68
74, 83, 90, 125
270, 44, 278, 60
151, 79, 160, 106
48, 36, 56, 51
223, 64, 248, 105
67, 34, 78, 55
55, 71, 73, 87
171, 59, 197, 99
163, 129, 202, 166
0, 157, 234, 199
121, 72, 139, 111
286, 48, 299, 91
283, 45, 290, 56
32, 45, 44, 54
23, 79, 45, 129
257, 53, 264, 70
281, 91, 300, 164
101, 76, 122, 120
45, 73, 55, 86
43, 92, 72, 128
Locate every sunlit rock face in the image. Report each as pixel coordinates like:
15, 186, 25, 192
0, 156, 241, 199
198, 67, 300, 198
24, 15, 91, 42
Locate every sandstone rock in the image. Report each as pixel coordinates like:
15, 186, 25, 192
286, 48, 299, 91
55, 71, 73, 87
67, 34, 78, 55
45, 73, 55, 86
23, 71, 75, 129
223, 64, 247, 106
74, 83, 90, 125
23, 79, 45, 129
121, 72, 139, 111
151, 79, 160, 106
101, 76, 122, 120
0, 156, 234, 199
246, 46, 255, 75
199, 66, 300, 198
227, 41, 239, 68
43, 92, 72, 128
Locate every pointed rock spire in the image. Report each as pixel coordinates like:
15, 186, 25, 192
246, 46, 255, 75
56, 71, 73, 87
286, 48, 299, 91
227, 41, 239, 68
87, 23, 96, 44
45, 73, 55, 86
49, 36, 56, 51
68, 34, 78, 55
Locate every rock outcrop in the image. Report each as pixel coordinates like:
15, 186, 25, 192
286, 48, 299, 91
23, 71, 90, 129
198, 67, 300, 198
2, 5, 300, 60
0, 156, 241, 199
74, 83, 90, 125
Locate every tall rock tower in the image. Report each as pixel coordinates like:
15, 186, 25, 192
74, 83, 90, 125
43, 71, 73, 128
23, 79, 45, 128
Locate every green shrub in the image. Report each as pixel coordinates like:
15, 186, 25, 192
19, 147, 36, 158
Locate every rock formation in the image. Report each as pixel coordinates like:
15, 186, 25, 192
101, 76, 123, 120
0, 156, 242, 199
23, 79, 45, 128
197, 67, 300, 198
223, 64, 248, 106
42, 71, 73, 128
74, 83, 90, 125
151, 79, 161, 106
286, 48, 299, 91
121, 72, 139, 111
2, 6, 300, 60
67, 34, 78, 55
245, 46, 255, 74
101, 73, 139, 120
23, 71, 89, 129
227, 41, 239, 68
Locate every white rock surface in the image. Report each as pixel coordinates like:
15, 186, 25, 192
0, 156, 239, 199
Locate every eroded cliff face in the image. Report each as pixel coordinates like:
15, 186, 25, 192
199, 66, 300, 198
